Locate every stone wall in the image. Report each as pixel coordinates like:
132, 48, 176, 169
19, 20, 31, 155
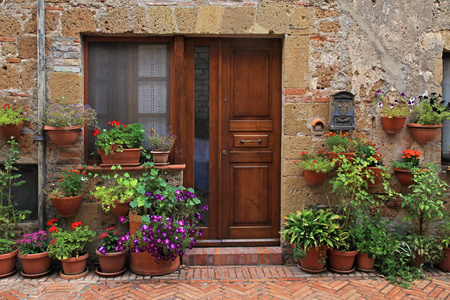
1, 0, 450, 243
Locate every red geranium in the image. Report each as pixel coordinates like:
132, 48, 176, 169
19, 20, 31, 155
71, 221, 82, 229
49, 225, 58, 233
100, 232, 108, 239
47, 218, 58, 226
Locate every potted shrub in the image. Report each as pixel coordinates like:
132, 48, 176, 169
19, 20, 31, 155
407, 93, 450, 144
401, 234, 443, 268
0, 103, 29, 140
147, 127, 176, 165
0, 140, 30, 278
91, 170, 138, 217
393, 149, 422, 187
374, 90, 413, 134
349, 214, 390, 272
294, 151, 334, 186
46, 168, 87, 217
17, 230, 51, 277
280, 208, 347, 273
438, 218, 450, 272
94, 121, 145, 165
47, 219, 95, 278
356, 139, 387, 187
44, 98, 97, 147
96, 225, 130, 276
127, 166, 208, 275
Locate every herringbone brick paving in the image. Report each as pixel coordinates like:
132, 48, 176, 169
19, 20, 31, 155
0, 266, 449, 299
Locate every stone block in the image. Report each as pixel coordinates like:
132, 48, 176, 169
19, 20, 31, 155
134, 6, 151, 33
255, 2, 292, 34
283, 103, 329, 136
98, 7, 131, 34
290, 6, 316, 35
280, 176, 308, 218
48, 72, 82, 103
315, 8, 341, 18
21, 60, 37, 91
196, 6, 222, 34
17, 36, 37, 59
61, 8, 96, 37
0, 64, 20, 90
282, 136, 314, 160
221, 7, 255, 34
25, 10, 59, 34
53, 66, 81, 73
148, 6, 177, 34
313, 65, 341, 89
2, 44, 17, 56
319, 20, 340, 33
0, 15, 22, 37
174, 7, 198, 34
282, 36, 309, 89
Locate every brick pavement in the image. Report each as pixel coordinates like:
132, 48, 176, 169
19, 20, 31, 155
0, 266, 449, 299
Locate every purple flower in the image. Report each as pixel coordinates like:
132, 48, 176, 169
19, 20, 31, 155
378, 102, 383, 109
119, 216, 126, 223
375, 90, 381, 95
202, 205, 209, 211
177, 220, 185, 226
400, 93, 405, 97
145, 192, 152, 197
394, 99, 398, 104
164, 238, 170, 245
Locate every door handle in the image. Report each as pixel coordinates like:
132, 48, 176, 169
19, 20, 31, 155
240, 139, 262, 144
222, 150, 227, 155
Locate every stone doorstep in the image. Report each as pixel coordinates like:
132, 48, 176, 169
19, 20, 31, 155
182, 247, 283, 266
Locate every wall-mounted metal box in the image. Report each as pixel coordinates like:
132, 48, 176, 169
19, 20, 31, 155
329, 91, 355, 131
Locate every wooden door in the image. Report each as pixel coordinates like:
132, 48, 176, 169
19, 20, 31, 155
185, 38, 281, 246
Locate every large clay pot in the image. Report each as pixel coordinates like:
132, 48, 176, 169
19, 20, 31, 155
365, 166, 383, 188
0, 122, 24, 140
381, 116, 406, 134
96, 248, 128, 274
304, 170, 327, 186
0, 248, 18, 277
328, 248, 358, 273
150, 151, 171, 165
356, 252, 375, 272
50, 194, 83, 217
110, 199, 132, 217
45, 125, 82, 147
407, 123, 443, 144
298, 245, 328, 273
438, 247, 450, 272
129, 251, 180, 276
19, 252, 51, 275
98, 148, 141, 166
60, 253, 88, 275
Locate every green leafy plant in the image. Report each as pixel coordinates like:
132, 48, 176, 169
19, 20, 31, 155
393, 149, 421, 170
0, 103, 29, 126
44, 97, 97, 127
47, 219, 95, 260
401, 163, 448, 236
17, 231, 48, 255
94, 121, 145, 155
374, 90, 413, 118
324, 131, 360, 153
409, 94, 450, 125
46, 168, 87, 198
97, 226, 130, 254
294, 151, 334, 173
356, 140, 383, 167
0, 140, 30, 254
402, 234, 443, 267
147, 127, 176, 151
280, 209, 348, 261
438, 216, 450, 248
350, 214, 390, 259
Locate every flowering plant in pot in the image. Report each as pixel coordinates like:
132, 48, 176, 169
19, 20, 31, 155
392, 149, 422, 187
0, 102, 29, 140
17, 230, 51, 276
407, 93, 450, 144
293, 151, 334, 186
147, 127, 176, 165
47, 219, 95, 276
280, 208, 348, 273
96, 225, 130, 276
374, 90, 413, 134
324, 131, 360, 165
93, 121, 145, 165
356, 139, 387, 187
45, 168, 87, 217
44, 97, 97, 147
0, 140, 29, 277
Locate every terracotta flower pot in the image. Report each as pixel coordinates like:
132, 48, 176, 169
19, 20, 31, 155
303, 170, 328, 186
0, 248, 18, 277
393, 168, 415, 187
96, 248, 128, 274
60, 253, 89, 275
0, 122, 24, 140
356, 252, 375, 272
150, 151, 171, 165
129, 212, 142, 235
129, 250, 180, 276
365, 166, 383, 188
109, 199, 132, 217
44, 125, 82, 147
381, 116, 406, 134
438, 247, 450, 272
50, 194, 83, 217
328, 248, 358, 273
298, 245, 328, 273
98, 148, 141, 166
407, 123, 443, 144
19, 252, 51, 275
413, 252, 424, 268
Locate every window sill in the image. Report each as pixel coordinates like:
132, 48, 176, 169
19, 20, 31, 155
79, 164, 186, 173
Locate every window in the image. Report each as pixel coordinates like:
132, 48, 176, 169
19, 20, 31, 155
85, 39, 171, 161
443, 53, 450, 164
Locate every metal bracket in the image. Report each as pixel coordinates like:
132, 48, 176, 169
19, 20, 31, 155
33, 135, 49, 141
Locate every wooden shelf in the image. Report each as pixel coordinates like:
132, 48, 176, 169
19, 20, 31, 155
78, 164, 186, 173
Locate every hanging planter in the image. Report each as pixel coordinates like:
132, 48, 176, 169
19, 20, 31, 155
0, 122, 24, 140
328, 248, 358, 273
407, 123, 443, 144
381, 116, 406, 134
45, 125, 82, 147
50, 195, 83, 217
304, 170, 327, 186
393, 168, 415, 187
365, 166, 383, 188
98, 148, 141, 166
19, 252, 52, 277
110, 199, 132, 217
0, 248, 18, 278
150, 151, 171, 165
